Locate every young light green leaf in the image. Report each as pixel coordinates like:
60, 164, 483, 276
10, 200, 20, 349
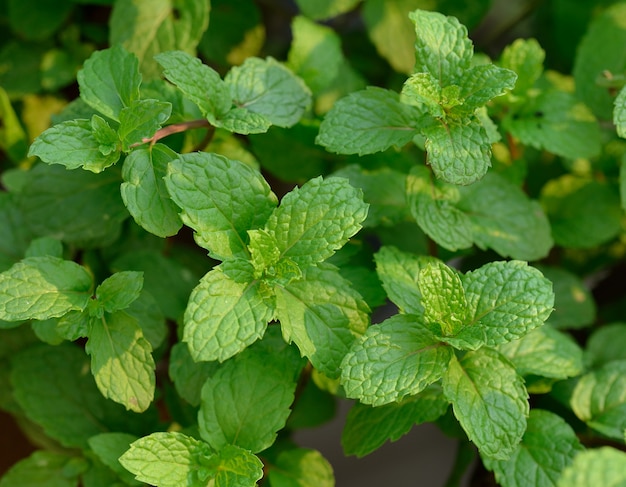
28, 119, 121, 173
401, 72, 445, 118
91, 114, 120, 156
275, 263, 370, 378
0, 451, 82, 487
316, 87, 425, 155
418, 260, 467, 336
585, 323, 626, 369
88, 433, 141, 486
483, 409, 584, 487
86, 311, 155, 412
118, 99, 172, 151
499, 38, 545, 94
268, 448, 334, 487
0, 256, 92, 322
183, 264, 273, 362
77, 45, 141, 121
203, 444, 264, 487
154, 50, 232, 120
265, 176, 368, 268
342, 385, 449, 457
341, 314, 453, 406
119, 432, 212, 487
571, 359, 626, 440
216, 107, 273, 134
95, 271, 143, 314
199, 344, 299, 453
410, 9, 473, 84
463, 260, 554, 346
442, 348, 528, 460
225, 57, 311, 128
497, 325, 583, 380
247, 228, 281, 279
165, 152, 277, 260
423, 118, 491, 185
374, 245, 439, 315
557, 447, 626, 487
121, 144, 183, 238
615, 85, 626, 138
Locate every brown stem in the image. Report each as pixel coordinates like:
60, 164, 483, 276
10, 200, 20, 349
130, 119, 213, 148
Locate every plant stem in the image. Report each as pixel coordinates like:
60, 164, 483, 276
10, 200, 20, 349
130, 119, 213, 148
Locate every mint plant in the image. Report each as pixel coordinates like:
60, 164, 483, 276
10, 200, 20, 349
1, 1, 626, 486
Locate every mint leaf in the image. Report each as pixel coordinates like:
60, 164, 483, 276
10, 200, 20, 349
168, 342, 219, 407
316, 87, 424, 155
615, 85, 626, 138
423, 118, 491, 185
95, 271, 143, 314
28, 119, 121, 173
497, 325, 583, 380
455, 64, 517, 113
557, 447, 626, 487
0, 256, 92, 321
268, 448, 334, 487
121, 144, 183, 238
119, 432, 212, 487
341, 315, 453, 406
571, 359, 626, 440
503, 90, 601, 159
0, 86, 28, 163
442, 348, 528, 460
77, 45, 141, 122
0, 451, 81, 487
265, 176, 368, 268
90, 114, 120, 157
295, 0, 360, 21
198, 342, 300, 453
88, 433, 140, 486
165, 152, 277, 260
183, 264, 273, 362
110, 1, 210, 80
275, 263, 369, 378
118, 99, 172, 151
0, 193, 30, 272
125, 291, 167, 349
203, 445, 265, 487
585, 323, 626, 369
401, 72, 445, 118
418, 260, 467, 336
410, 9, 472, 84
463, 260, 554, 346
374, 245, 438, 315
342, 385, 448, 457
225, 57, 311, 128
499, 38, 545, 94
24, 236, 63, 259
57, 310, 90, 341
86, 311, 155, 412
216, 107, 273, 134
483, 409, 584, 487
154, 50, 231, 121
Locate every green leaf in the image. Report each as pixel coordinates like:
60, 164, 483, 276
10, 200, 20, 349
165, 152, 277, 260
295, 0, 360, 21
168, 342, 219, 407
154, 50, 232, 120
374, 245, 438, 315
540, 175, 621, 249
418, 260, 467, 336
585, 323, 626, 369
90, 114, 119, 157
423, 118, 491, 185
0, 194, 30, 273
24, 236, 63, 259
557, 447, 626, 487
125, 291, 167, 350
77, 45, 141, 121
96, 271, 143, 314
265, 176, 368, 268
503, 90, 601, 160
119, 432, 212, 487
268, 448, 334, 487
499, 38, 545, 94
0, 256, 92, 322
573, 2, 626, 120
316, 87, 424, 155
442, 348, 528, 460
88, 433, 141, 486
463, 260, 554, 346
118, 99, 172, 151
615, 85, 626, 138
341, 314, 453, 406
0, 86, 29, 163
86, 311, 155, 412
121, 144, 183, 238
0, 451, 81, 487
28, 119, 121, 173
110, 0, 210, 80
410, 9, 473, 84
571, 359, 626, 440
342, 385, 449, 457
401, 72, 445, 118
275, 263, 370, 378
497, 325, 584, 379
198, 342, 299, 453
204, 445, 265, 487
183, 264, 273, 362
456, 64, 517, 113
225, 57, 311, 128
483, 409, 584, 487
287, 16, 343, 94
